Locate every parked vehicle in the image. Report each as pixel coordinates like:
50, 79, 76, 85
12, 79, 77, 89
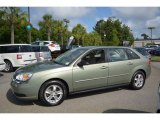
11, 46, 151, 106
134, 47, 151, 60
150, 47, 160, 56
31, 45, 52, 61
144, 45, 158, 54
0, 55, 5, 71
31, 41, 61, 52
0, 44, 37, 72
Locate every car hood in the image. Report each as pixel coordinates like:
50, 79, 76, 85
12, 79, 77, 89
17, 61, 64, 73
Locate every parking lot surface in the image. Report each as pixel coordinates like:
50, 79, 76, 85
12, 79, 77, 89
0, 62, 160, 113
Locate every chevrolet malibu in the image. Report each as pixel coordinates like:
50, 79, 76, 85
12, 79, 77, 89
11, 46, 151, 106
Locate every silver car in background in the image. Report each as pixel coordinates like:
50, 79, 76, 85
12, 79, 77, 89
31, 45, 52, 61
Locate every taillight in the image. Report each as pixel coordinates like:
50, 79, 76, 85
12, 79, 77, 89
148, 58, 151, 65
49, 44, 55, 47
39, 52, 42, 57
17, 54, 22, 59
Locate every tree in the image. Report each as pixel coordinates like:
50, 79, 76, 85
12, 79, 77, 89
141, 33, 149, 40
72, 24, 86, 45
39, 14, 53, 41
51, 20, 67, 45
94, 18, 134, 46
1, 7, 27, 44
83, 32, 102, 46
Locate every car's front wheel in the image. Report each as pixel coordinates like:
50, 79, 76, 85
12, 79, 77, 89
39, 80, 67, 106
130, 71, 145, 90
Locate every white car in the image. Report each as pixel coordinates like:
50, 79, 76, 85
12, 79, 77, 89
31, 41, 61, 52
31, 45, 52, 61
0, 55, 5, 71
0, 44, 37, 72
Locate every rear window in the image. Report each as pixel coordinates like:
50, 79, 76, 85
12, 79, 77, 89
40, 46, 50, 52
19, 45, 32, 52
32, 46, 40, 52
0, 46, 19, 53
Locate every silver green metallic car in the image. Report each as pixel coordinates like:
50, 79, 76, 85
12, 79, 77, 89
11, 46, 151, 106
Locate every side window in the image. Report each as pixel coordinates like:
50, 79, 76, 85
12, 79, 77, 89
43, 42, 49, 45
32, 46, 40, 52
108, 48, 128, 62
20, 45, 32, 52
126, 49, 140, 60
3, 46, 19, 53
81, 49, 105, 65
40, 46, 50, 52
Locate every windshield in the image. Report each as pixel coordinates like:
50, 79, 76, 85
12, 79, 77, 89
54, 47, 89, 66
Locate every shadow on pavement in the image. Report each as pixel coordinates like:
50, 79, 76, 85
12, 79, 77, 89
103, 108, 150, 113
6, 89, 35, 106
67, 86, 124, 100
0, 72, 3, 77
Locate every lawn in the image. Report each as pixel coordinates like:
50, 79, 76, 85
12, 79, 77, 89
151, 56, 160, 62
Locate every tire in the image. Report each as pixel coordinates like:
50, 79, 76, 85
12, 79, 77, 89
4, 60, 13, 72
130, 71, 146, 90
39, 80, 67, 106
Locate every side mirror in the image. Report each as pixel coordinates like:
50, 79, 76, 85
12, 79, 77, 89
77, 60, 86, 67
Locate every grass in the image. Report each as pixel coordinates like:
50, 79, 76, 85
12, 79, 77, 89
151, 56, 160, 62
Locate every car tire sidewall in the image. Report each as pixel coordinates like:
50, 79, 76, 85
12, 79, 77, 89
130, 71, 145, 90
4, 60, 13, 72
39, 81, 67, 106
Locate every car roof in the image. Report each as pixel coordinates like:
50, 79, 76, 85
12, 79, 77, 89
0, 44, 30, 46
81, 46, 131, 49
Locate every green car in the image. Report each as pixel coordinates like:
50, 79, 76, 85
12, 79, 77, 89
11, 46, 151, 106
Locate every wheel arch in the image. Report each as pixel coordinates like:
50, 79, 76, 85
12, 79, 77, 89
38, 78, 70, 98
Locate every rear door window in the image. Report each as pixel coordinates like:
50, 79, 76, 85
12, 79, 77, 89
108, 48, 128, 62
126, 49, 140, 59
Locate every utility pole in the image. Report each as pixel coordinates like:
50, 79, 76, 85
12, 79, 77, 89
148, 27, 155, 43
28, 7, 31, 44
63, 18, 70, 46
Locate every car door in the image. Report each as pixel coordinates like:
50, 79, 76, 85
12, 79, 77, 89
72, 49, 109, 91
107, 48, 132, 86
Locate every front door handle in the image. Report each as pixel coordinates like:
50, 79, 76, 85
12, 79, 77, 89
127, 62, 133, 65
100, 66, 108, 69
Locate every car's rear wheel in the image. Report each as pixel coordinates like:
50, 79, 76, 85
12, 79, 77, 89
4, 60, 13, 72
39, 80, 67, 106
130, 71, 145, 90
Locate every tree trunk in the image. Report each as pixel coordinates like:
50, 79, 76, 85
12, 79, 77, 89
48, 29, 51, 41
11, 24, 14, 44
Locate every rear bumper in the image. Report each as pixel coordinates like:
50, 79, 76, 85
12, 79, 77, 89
13, 59, 37, 67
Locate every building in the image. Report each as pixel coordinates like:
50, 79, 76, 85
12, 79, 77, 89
133, 39, 160, 47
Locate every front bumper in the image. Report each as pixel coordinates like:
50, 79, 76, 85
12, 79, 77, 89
10, 80, 38, 100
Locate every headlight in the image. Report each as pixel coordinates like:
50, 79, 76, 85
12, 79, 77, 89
15, 73, 32, 82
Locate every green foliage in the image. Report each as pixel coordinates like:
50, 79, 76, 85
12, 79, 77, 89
72, 24, 86, 45
94, 17, 134, 46
83, 32, 102, 46
0, 8, 134, 47
141, 33, 149, 39
39, 14, 53, 41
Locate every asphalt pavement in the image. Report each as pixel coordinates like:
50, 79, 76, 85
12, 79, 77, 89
0, 62, 160, 113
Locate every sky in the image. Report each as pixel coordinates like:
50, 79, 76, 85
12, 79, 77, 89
21, 7, 160, 39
